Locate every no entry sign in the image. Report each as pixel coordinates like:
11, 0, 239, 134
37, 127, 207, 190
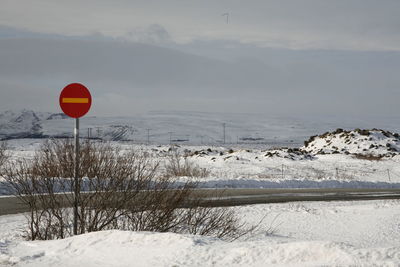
59, 82, 92, 235
59, 83, 92, 118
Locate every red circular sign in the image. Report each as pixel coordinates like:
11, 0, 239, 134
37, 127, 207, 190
59, 83, 92, 118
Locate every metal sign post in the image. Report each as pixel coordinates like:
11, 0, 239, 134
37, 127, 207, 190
59, 83, 92, 236
73, 118, 79, 235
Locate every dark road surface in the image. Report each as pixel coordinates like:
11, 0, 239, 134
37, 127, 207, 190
1, 188, 400, 216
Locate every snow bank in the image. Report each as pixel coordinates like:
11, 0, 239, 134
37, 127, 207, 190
2, 199, 400, 266
4, 230, 399, 266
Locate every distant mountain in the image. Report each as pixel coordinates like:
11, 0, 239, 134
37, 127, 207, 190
1, 110, 400, 147
46, 113, 69, 120
0, 110, 51, 139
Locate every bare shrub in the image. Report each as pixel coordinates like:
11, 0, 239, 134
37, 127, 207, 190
0, 141, 8, 171
123, 194, 255, 240
0, 142, 9, 195
164, 151, 210, 178
310, 168, 328, 180
5, 139, 252, 241
5, 139, 160, 239
301, 166, 356, 180
179, 206, 249, 239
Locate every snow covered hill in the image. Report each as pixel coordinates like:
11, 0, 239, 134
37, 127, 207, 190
0, 110, 50, 139
302, 128, 400, 157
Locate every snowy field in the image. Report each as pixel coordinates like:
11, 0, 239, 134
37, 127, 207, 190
1, 133, 400, 266
2, 136, 400, 195
1, 200, 399, 266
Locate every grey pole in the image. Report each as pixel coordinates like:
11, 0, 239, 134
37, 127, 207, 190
73, 118, 80, 235
168, 132, 173, 144
222, 123, 226, 144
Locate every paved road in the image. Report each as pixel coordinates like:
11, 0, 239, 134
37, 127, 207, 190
192, 188, 400, 207
1, 188, 400, 216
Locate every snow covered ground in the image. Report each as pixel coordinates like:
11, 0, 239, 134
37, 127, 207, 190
2, 137, 400, 196
1, 200, 399, 266
1, 133, 400, 266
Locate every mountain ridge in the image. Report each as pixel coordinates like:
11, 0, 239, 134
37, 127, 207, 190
1, 109, 400, 148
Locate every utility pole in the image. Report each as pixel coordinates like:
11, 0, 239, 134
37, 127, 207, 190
96, 127, 101, 139
222, 123, 226, 144
168, 132, 173, 144
87, 127, 92, 140
146, 129, 150, 145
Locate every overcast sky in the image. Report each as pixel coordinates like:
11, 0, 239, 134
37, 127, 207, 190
1, 0, 399, 117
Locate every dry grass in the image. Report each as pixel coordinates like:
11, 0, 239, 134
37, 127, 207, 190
164, 151, 210, 178
353, 153, 383, 161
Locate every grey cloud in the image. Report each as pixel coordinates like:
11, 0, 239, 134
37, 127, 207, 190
125, 24, 171, 44
1, 0, 400, 50
0, 38, 281, 93
0, 32, 400, 117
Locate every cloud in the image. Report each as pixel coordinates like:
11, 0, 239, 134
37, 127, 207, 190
124, 24, 171, 44
0, 35, 400, 117
1, 0, 400, 51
